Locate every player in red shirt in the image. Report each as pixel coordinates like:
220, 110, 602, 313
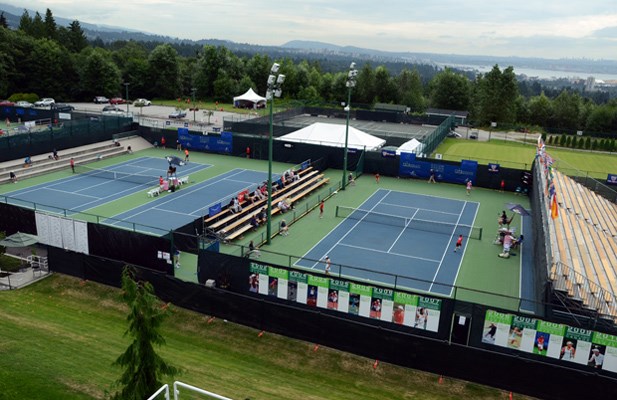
454, 234, 463, 252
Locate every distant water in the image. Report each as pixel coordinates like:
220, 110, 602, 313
438, 63, 617, 81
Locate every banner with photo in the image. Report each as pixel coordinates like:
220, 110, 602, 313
481, 309, 617, 373
247, 261, 442, 333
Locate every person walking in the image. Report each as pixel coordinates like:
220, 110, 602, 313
375, 173, 380, 184
161, 136, 166, 149
319, 200, 324, 219
466, 180, 472, 196
324, 256, 331, 275
428, 169, 436, 183
246, 146, 251, 159
184, 148, 190, 163
70, 158, 75, 173
454, 234, 464, 252
176, 139, 181, 151
9, 171, 17, 183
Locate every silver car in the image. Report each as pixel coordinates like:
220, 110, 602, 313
15, 101, 33, 108
34, 98, 55, 107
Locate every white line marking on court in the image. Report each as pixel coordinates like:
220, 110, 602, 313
44, 187, 99, 199
429, 201, 466, 292
339, 242, 441, 263
380, 201, 459, 216
306, 190, 392, 270
387, 208, 419, 253
225, 178, 262, 185
447, 201, 479, 297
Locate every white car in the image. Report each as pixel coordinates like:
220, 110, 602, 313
134, 98, 152, 106
15, 101, 33, 108
34, 98, 55, 107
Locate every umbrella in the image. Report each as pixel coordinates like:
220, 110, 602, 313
0, 232, 39, 248
165, 156, 185, 166
506, 203, 530, 216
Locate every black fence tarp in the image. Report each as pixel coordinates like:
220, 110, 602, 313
87, 223, 172, 274
48, 247, 617, 400
0, 202, 36, 235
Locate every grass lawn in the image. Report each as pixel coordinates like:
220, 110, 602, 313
0, 274, 525, 400
435, 138, 617, 178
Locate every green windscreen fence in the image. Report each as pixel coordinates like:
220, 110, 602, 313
422, 115, 455, 156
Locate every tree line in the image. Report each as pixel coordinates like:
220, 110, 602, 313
1, 8, 616, 134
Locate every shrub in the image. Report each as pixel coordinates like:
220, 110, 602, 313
7, 93, 39, 103
559, 135, 567, 146
585, 137, 591, 150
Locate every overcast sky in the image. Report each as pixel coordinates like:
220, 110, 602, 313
9, 0, 617, 59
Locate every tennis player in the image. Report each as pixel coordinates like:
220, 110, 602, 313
454, 234, 464, 252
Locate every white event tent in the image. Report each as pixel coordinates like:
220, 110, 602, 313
233, 88, 267, 109
279, 122, 386, 151
396, 138, 424, 155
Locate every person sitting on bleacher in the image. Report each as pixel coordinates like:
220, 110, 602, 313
230, 197, 242, 214
278, 199, 289, 213
23, 156, 32, 167
250, 214, 259, 231
257, 208, 267, 224
284, 196, 294, 210
253, 188, 265, 201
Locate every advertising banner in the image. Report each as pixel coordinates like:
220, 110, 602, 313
399, 152, 477, 185
178, 129, 232, 154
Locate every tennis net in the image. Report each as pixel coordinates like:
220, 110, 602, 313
335, 206, 482, 240
74, 165, 158, 186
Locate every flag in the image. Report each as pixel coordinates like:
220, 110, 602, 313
551, 194, 559, 219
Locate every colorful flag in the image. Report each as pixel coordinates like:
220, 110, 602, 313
551, 194, 559, 219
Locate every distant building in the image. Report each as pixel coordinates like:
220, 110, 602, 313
585, 76, 596, 92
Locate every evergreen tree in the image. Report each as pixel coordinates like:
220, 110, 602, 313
547, 135, 554, 145
66, 20, 88, 53
559, 134, 567, 146
565, 136, 572, 147
591, 139, 598, 151
577, 137, 584, 149
112, 266, 179, 400
18, 10, 32, 34
584, 137, 591, 150
30, 12, 45, 39
570, 136, 577, 148
0, 12, 8, 29
43, 8, 57, 40
599, 139, 606, 150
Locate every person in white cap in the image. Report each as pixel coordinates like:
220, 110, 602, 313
588, 348, 604, 368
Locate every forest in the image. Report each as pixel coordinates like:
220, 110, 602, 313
1, 8, 616, 133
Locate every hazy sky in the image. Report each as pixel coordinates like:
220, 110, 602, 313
10, 0, 617, 59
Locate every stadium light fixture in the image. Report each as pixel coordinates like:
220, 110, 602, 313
342, 61, 357, 190
266, 62, 285, 244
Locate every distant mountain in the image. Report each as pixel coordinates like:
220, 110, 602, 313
2, 3, 616, 77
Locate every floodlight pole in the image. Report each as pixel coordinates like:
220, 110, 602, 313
342, 62, 357, 191
266, 63, 285, 245
123, 82, 130, 114
191, 88, 197, 122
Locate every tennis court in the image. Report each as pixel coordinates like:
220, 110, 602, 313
1, 156, 278, 235
107, 168, 276, 234
296, 189, 480, 296
1, 157, 210, 213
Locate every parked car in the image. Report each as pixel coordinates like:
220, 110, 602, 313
447, 131, 462, 138
110, 97, 127, 105
34, 98, 55, 107
53, 103, 75, 112
0, 100, 15, 106
133, 98, 151, 106
169, 110, 187, 119
15, 101, 33, 108
102, 105, 129, 116
93, 96, 109, 104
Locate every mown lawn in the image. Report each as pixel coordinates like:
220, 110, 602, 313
0, 274, 525, 400
436, 139, 617, 178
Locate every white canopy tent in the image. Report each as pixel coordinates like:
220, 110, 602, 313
396, 138, 424, 155
279, 122, 386, 151
233, 88, 267, 109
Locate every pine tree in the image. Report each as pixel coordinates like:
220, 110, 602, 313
0, 12, 8, 29
44, 8, 57, 40
112, 266, 179, 400
559, 134, 566, 147
585, 137, 591, 150
591, 139, 598, 151
599, 139, 606, 150
570, 136, 577, 148
565, 136, 572, 147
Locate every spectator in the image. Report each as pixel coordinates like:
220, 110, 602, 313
257, 208, 267, 224
9, 171, 17, 183
246, 146, 251, 159
161, 136, 166, 148
280, 219, 289, 236
348, 172, 355, 186
23, 156, 32, 168
52, 148, 59, 160
247, 240, 261, 258
250, 214, 259, 230
231, 197, 242, 213
277, 199, 289, 213
127, 145, 133, 154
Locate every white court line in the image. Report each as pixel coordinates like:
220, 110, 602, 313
225, 178, 263, 185
306, 190, 392, 270
380, 201, 459, 216
387, 208, 420, 253
382, 190, 480, 207
44, 187, 99, 199
447, 202, 479, 297
429, 200, 467, 292
339, 242, 441, 263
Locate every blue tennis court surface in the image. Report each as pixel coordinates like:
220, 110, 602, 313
297, 189, 479, 296
1, 157, 210, 214
106, 168, 276, 234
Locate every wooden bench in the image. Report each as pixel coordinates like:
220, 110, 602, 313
207, 170, 319, 230
224, 175, 329, 241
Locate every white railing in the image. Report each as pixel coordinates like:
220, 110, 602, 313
147, 381, 234, 400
